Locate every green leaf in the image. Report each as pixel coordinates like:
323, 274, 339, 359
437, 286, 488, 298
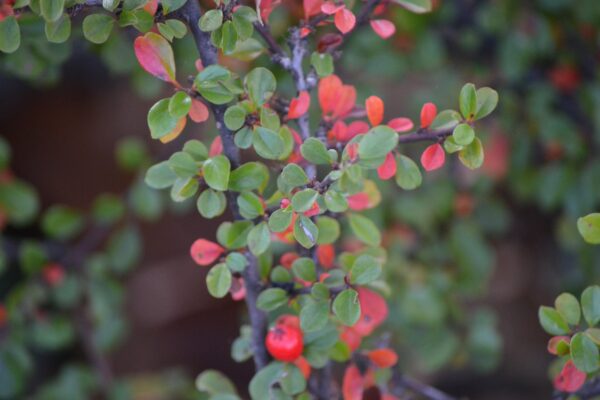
555, 293, 581, 326
161, 0, 186, 13
31, 315, 74, 350
582, 286, 600, 326
392, 0, 432, 13
165, 19, 187, 37
168, 91, 192, 119
247, 222, 270, 256
145, 161, 177, 189
237, 191, 264, 219
168, 151, 198, 178
203, 155, 231, 191
459, 83, 477, 120
348, 213, 381, 246
316, 216, 340, 244
171, 177, 199, 202
220, 20, 238, 53
249, 362, 285, 400
253, 127, 284, 160
430, 109, 462, 130
107, 225, 142, 274
333, 289, 361, 326
40, 0, 64, 22
245, 67, 276, 106
324, 190, 348, 212
292, 257, 316, 282
269, 209, 293, 232
229, 162, 269, 192
281, 164, 309, 188
358, 126, 398, 165
45, 14, 71, 43
197, 189, 227, 218
475, 87, 498, 120
0, 181, 39, 226
130, 182, 163, 221
310, 52, 334, 77
571, 332, 599, 373
217, 221, 253, 249
452, 123, 475, 146
224, 104, 247, 131
349, 254, 381, 285
294, 215, 319, 249
195, 369, 238, 395
19, 241, 47, 275
280, 364, 306, 396
458, 137, 484, 170
538, 306, 570, 335
116, 137, 148, 171
103, 0, 119, 11
206, 263, 232, 298
226, 252, 247, 273
147, 99, 179, 139
578, 214, 600, 245
92, 193, 125, 224
301, 138, 331, 165
300, 300, 329, 332
291, 189, 318, 213
232, 6, 256, 40
83, 14, 114, 44
256, 288, 288, 311
199, 9, 224, 32
41, 205, 84, 241
0, 16, 21, 53
183, 140, 209, 161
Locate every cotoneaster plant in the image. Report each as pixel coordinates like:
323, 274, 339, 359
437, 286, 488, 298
1, 0, 500, 398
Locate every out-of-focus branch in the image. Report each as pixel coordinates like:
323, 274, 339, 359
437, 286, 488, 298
391, 370, 457, 400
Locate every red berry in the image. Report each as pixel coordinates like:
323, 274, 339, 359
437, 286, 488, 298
266, 321, 303, 362
43, 263, 64, 286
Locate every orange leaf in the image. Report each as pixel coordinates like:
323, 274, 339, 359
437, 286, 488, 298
370, 19, 396, 39
340, 327, 362, 351
318, 74, 342, 115
367, 348, 398, 368
420, 143, 445, 171
209, 136, 223, 157
377, 152, 397, 180
388, 117, 414, 132
304, 201, 320, 217
294, 356, 311, 379
353, 287, 388, 336
365, 95, 384, 126
316, 244, 335, 268
134, 32, 177, 84
304, 0, 324, 18
420, 102, 437, 128
331, 83, 356, 119
189, 99, 210, 123
143, 0, 158, 16
280, 252, 299, 269
554, 360, 586, 393
190, 239, 224, 266
159, 116, 187, 143
342, 364, 364, 400
287, 90, 311, 119
334, 8, 355, 34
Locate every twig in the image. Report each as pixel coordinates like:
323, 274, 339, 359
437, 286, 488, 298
392, 370, 457, 400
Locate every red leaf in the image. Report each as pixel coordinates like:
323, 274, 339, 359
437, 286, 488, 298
332, 84, 356, 119
377, 152, 397, 180
321, 1, 344, 15
189, 99, 210, 123
365, 95, 384, 126
346, 142, 358, 162
134, 32, 177, 84
367, 348, 398, 368
334, 8, 355, 34
209, 136, 223, 157
316, 244, 335, 268
259, 0, 281, 22
43, 263, 64, 287
347, 192, 370, 211
388, 117, 413, 132
280, 252, 299, 269
340, 327, 362, 351
370, 19, 396, 39
190, 239, 224, 266
342, 364, 364, 400
230, 277, 246, 301
304, 0, 323, 18
554, 360, 586, 393
421, 143, 445, 171
303, 201, 320, 217
287, 90, 311, 119
420, 102, 437, 128
318, 74, 342, 115
354, 287, 388, 336
346, 121, 369, 140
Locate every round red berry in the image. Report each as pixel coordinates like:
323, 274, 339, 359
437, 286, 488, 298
265, 322, 303, 362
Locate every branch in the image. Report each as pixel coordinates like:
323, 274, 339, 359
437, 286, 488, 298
178, 0, 269, 370
288, 28, 311, 141
253, 22, 292, 69
397, 126, 456, 144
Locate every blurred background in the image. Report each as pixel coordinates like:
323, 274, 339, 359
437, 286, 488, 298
1, 0, 599, 399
